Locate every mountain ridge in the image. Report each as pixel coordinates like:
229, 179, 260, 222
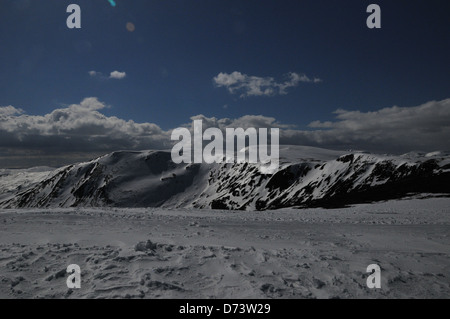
1, 146, 449, 210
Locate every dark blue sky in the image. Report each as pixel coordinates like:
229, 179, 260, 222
0, 0, 449, 130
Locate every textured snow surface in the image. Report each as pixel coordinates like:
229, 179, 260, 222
0, 198, 449, 299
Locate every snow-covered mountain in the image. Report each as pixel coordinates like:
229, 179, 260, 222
1, 146, 449, 210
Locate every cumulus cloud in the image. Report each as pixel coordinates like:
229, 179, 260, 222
1, 98, 449, 167
180, 100, 450, 153
187, 114, 292, 131
109, 71, 126, 80
282, 99, 450, 153
0, 106, 24, 116
88, 70, 127, 80
0, 98, 170, 157
213, 71, 322, 98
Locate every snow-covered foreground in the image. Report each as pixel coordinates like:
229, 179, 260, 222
0, 197, 449, 299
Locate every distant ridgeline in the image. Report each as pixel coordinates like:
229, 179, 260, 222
0, 146, 449, 210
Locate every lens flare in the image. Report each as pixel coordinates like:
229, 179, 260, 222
126, 22, 135, 32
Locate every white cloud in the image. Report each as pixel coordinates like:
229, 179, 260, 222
109, 71, 126, 80
0, 105, 24, 116
88, 70, 127, 80
184, 100, 450, 153
283, 99, 450, 152
187, 114, 292, 131
0, 98, 170, 155
88, 70, 99, 77
213, 71, 322, 98
1, 98, 449, 167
